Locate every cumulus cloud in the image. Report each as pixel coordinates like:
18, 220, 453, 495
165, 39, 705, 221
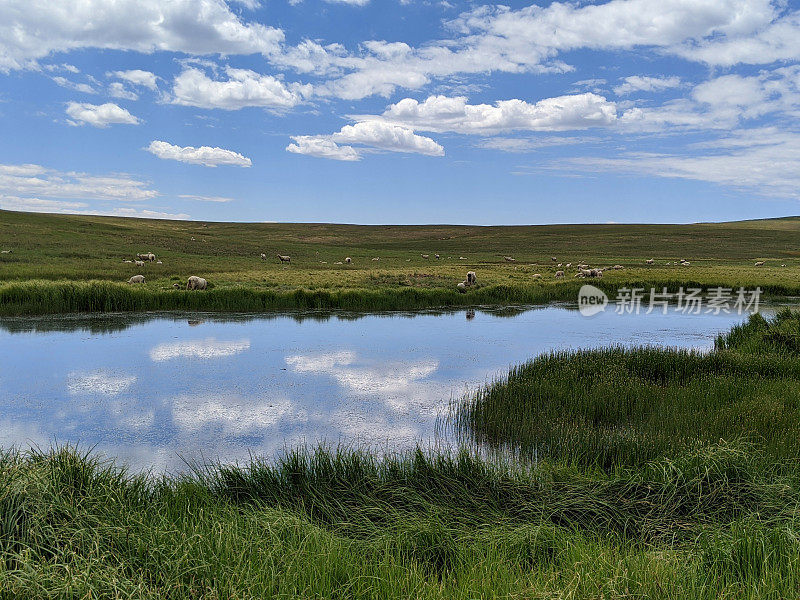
0, 0, 284, 71
65, 102, 140, 127
287, 121, 444, 161
178, 194, 235, 203
374, 93, 617, 134
171, 67, 307, 110
108, 82, 138, 100
52, 76, 96, 94
146, 140, 252, 167
108, 69, 158, 90
614, 75, 682, 95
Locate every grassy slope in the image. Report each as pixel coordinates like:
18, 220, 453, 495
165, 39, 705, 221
2, 313, 800, 597
1, 210, 799, 314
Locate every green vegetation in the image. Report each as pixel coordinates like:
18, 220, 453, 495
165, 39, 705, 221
1, 209, 799, 314
3, 312, 800, 597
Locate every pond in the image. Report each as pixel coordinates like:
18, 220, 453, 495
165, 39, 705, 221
0, 304, 781, 472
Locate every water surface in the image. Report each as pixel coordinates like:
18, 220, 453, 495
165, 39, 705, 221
0, 305, 774, 472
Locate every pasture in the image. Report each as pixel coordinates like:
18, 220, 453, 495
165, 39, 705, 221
1, 209, 799, 314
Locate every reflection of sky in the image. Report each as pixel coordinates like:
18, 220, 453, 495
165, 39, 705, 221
0, 306, 768, 472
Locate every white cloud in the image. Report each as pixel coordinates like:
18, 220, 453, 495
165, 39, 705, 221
65, 102, 140, 127
171, 67, 307, 110
108, 82, 138, 100
287, 121, 444, 161
67, 370, 136, 396
0, 163, 157, 201
146, 140, 252, 167
178, 194, 234, 203
52, 76, 96, 94
0, 195, 89, 213
286, 136, 361, 161
614, 75, 682, 95
374, 93, 617, 134
149, 338, 251, 361
0, 0, 284, 71
110, 208, 190, 220
478, 135, 599, 153
108, 69, 158, 90
565, 127, 800, 198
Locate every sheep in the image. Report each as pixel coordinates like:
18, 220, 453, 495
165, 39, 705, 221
186, 276, 207, 290
466, 271, 477, 285
156, 260, 162, 265
135, 260, 145, 267
565, 263, 571, 268
551, 257, 557, 262
123, 260, 133, 263
755, 261, 765, 267
459, 256, 467, 260
334, 261, 343, 265
504, 256, 516, 262
532, 273, 542, 279
782, 264, 787, 267
421, 254, 429, 259
345, 257, 352, 264
372, 257, 380, 261
260, 253, 267, 260
277, 254, 291, 263
646, 258, 655, 265
128, 275, 145, 284
147, 253, 155, 262
457, 281, 467, 293
435, 254, 440, 259
682, 261, 691, 266
0, 250, 10, 254
173, 283, 181, 289
555, 270, 564, 278
613, 265, 624, 270
575, 271, 585, 278
557, 263, 562, 267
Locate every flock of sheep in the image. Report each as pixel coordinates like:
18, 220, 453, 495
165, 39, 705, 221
124, 251, 207, 290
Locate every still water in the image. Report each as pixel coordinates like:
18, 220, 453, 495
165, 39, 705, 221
0, 305, 773, 472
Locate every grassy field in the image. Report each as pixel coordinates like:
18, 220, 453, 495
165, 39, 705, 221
1, 209, 799, 314
2, 312, 800, 598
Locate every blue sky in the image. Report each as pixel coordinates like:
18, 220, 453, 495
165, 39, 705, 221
1, 0, 800, 224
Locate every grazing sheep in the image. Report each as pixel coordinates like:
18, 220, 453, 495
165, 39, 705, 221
646, 258, 655, 265
551, 257, 557, 262
532, 273, 542, 279
565, 263, 571, 268
334, 261, 343, 265
755, 261, 765, 267
372, 257, 380, 261
421, 254, 429, 259
466, 271, 477, 285
277, 254, 291, 263
682, 261, 691, 266
504, 256, 516, 262
156, 260, 162, 265
135, 260, 145, 267
555, 270, 564, 278
457, 281, 467, 293
435, 254, 440, 259
575, 271, 585, 278
186, 276, 207, 290
260, 253, 267, 260
613, 265, 624, 270
345, 257, 351, 264
128, 275, 145, 284
123, 260, 133, 263
459, 256, 467, 260
147, 253, 155, 262
0, 250, 10, 254
782, 264, 787, 267
173, 283, 181, 289
557, 263, 562, 267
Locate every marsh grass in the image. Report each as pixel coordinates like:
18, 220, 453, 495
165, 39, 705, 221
457, 310, 800, 468
2, 443, 800, 598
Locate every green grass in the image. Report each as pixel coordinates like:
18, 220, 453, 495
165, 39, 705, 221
456, 309, 800, 469
2, 209, 800, 314
3, 311, 800, 597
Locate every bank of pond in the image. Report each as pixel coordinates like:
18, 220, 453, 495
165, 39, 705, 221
0, 309, 799, 597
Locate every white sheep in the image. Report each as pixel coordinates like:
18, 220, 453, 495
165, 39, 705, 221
156, 260, 163, 265
555, 270, 564, 278
565, 263, 571, 268
372, 257, 380, 261
135, 260, 145, 267
186, 276, 207, 290
128, 275, 145, 284
147, 253, 156, 262
755, 261, 765, 267
345, 257, 351, 264
0, 250, 10, 254
457, 281, 467, 293
173, 283, 181, 289
532, 273, 542, 279
435, 254, 440, 259
260, 253, 267, 260
421, 254, 429, 259
504, 256, 516, 262
466, 271, 477, 285
277, 254, 291, 263
459, 256, 467, 260
551, 257, 557, 262
646, 258, 654, 265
